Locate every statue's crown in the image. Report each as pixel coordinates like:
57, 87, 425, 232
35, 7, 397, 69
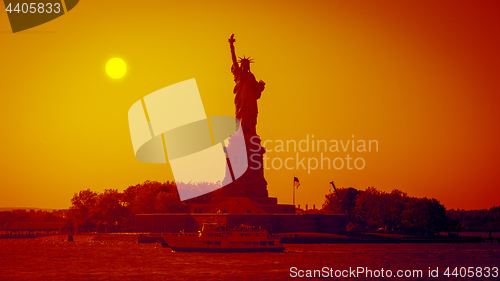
238, 56, 254, 64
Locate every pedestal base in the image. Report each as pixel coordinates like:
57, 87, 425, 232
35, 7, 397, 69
185, 134, 275, 211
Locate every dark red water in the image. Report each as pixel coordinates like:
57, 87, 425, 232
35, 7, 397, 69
0, 239, 498, 280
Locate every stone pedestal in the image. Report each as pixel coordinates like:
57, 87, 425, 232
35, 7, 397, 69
219, 134, 268, 198
183, 126, 294, 214
184, 132, 276, 208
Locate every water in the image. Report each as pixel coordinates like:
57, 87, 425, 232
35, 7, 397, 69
0, 238, 498, 280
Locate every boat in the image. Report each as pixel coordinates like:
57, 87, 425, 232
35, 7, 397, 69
162, 223, 285, 253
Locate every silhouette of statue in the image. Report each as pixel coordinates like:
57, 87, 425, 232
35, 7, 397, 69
183, 35, 271, 203
229, 34, 265, 136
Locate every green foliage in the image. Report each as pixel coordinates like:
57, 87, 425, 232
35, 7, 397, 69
69, 181, 187, 233
322, 187, 359, 221
70, 189, 98, 232
0, 181, 188, 234
123, 180, 186, 214
447, 206, 500, 232
323, 186, 450, 235
0, 209, 70, 231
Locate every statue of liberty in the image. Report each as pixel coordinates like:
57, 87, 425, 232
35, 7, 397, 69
228, 34, 266, 136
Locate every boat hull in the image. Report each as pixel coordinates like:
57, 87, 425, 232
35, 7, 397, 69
168, 246, 285, 253
162, 223, 285, 253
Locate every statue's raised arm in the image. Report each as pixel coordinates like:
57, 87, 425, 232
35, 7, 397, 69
229, 34, 238, 69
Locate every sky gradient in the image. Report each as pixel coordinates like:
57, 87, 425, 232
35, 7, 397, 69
0, 0, 499, 210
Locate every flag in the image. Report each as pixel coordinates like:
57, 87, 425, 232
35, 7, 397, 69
294, 177, 300, 188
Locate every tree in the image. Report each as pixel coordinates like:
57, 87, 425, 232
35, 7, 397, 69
123, 180, 186, 214
67, 181, 188, 232
354, 186, 381, 229
446, 206, 500, 232
401, 197, 449, 235
322, 187, 359, 222
378, 189, 408, 232
93, 189, 129, 232
155, 190, 187, 213
322, 186, 450, 235
70, 189, 98, 232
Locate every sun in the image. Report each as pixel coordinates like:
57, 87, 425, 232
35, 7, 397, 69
106, 58, 127, 79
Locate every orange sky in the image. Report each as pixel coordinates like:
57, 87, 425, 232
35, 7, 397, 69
0, 0, 499, 210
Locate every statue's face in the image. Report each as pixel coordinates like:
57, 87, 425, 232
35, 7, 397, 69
241, 61, 250, 71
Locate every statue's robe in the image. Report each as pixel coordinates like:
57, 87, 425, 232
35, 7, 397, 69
231, 65, 264, 136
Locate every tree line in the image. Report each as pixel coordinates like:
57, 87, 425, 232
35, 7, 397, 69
0, 209, 67, 229
0, 181, 186, 233
69, 180, 186, 232
322, 186, 500, 235
1, 182, 498, 234
446, 207, 500, 232
323, 187, 451, 235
